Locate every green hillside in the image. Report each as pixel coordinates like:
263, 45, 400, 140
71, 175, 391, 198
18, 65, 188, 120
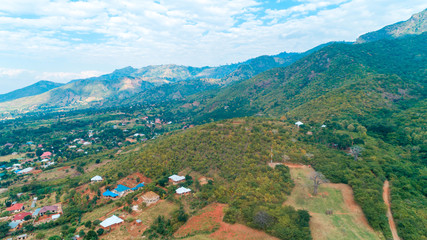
186, 33, 425, 123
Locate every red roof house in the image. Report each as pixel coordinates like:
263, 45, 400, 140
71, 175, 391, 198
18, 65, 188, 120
6, 203, 25, 213
13, 212, 32, 221
40, 152, 52, 159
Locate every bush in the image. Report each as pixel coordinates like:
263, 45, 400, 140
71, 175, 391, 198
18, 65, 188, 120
96, 228, 104, 236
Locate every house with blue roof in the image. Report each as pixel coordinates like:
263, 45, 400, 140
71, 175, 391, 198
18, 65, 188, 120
102, 190, 118, 198
131, 183, 145, 191
113, 184, 131, 196
9, 220, 22, 229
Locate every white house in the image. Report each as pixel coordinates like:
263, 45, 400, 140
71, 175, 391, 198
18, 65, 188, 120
176, 187, 192, 195
91, 175, 103, 182
295, 121, 304, 127
168, 175, 185, 185
100, 215, 124, 229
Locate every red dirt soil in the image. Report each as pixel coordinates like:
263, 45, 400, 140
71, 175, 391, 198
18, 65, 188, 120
174, 203, 224, 238
383, 180, 400, 240
174, 203, 278, 240
117, 172, 152, 187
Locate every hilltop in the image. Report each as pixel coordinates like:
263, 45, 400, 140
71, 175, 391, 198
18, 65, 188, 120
356, 9, 426, 43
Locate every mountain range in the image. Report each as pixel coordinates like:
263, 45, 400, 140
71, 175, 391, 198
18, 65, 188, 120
0, 50, 310, 113
0, 9, 425, 116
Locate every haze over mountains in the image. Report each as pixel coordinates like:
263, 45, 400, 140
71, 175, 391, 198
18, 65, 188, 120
0, 9, 425, 115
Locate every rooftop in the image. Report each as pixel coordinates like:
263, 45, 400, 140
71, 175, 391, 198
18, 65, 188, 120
169, 174, 185, 182
100, 215, 124, 228
142, 191, 159, 199
103, 190, 118, 198
114, 184, 131, 193
131, 183, 145, 191
6, 203, 24, 211
91, 175, 103, 181
176, 187, 191, 194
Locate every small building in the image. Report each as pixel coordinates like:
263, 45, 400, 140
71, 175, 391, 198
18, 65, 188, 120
100, 215, 124, 229
39, 205, 58, 216
17, 167, 34, 175
176, 187, 192, 195
6, 203, 25, 213
113, 184, 131, 196
295, 121, 304, 127
103, 190, 119, 198
13, 212, 32, 221
40, 152, 52, 159
321, 124, 327, 128
8, 220, 22, 229
168, 175, 185, 185
141, 191, 160, 206
51, 214, 61, 220
131, 183, 144, 191
91, 175, 103, 182
32, 208, 41, 217
17, 234, 28, 240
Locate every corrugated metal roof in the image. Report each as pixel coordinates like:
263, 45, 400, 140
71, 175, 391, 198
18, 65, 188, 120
169, 175, 185, 182
114, 184, 130, 193
100, 215, 123, 228
176, 187, 191, 194
103, 190, 118, 197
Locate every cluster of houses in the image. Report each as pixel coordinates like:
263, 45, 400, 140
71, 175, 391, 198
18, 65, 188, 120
0, 151, 55, 176
96, 173, 192, 201
91, 175, 145, 199
4, 201, 62, 230
168, 175, 192, 195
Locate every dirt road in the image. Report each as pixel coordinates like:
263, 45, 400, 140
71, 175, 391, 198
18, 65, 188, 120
383, 180, 400, 240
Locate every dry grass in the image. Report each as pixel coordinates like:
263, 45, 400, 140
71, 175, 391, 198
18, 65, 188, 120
98, 200, 178, 240
81, 202, 116, 222
0, 153, 26, 162
35, 166, 79, 181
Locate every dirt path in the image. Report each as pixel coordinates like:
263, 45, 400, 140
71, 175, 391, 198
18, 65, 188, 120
383, 180, 400, 240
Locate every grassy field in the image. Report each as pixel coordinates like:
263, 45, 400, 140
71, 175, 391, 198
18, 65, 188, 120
0, 153, 27, 162
284, 166, 382, 240
81, 202, 116, 223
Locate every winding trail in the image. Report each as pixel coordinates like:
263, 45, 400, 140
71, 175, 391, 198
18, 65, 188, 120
383, 180, 400, 240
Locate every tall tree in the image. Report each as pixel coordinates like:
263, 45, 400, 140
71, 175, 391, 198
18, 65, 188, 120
310, 171, 328, 195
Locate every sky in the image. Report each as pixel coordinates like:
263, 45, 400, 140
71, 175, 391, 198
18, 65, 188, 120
0, 0, 425, 94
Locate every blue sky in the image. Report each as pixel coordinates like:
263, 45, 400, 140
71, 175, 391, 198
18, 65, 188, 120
0, 0, 425, 93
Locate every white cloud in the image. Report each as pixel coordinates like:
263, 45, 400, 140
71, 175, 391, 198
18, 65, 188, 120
0, 0, 425, 93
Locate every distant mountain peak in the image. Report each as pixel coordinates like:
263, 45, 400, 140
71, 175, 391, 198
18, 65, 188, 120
0, 80, 64, 103
356, 9, 426, 43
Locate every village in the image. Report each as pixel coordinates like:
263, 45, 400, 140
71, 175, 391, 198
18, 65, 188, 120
0, 162, 215, 240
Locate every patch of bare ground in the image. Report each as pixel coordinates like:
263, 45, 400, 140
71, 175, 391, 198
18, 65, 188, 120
175, 203, 278, 240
